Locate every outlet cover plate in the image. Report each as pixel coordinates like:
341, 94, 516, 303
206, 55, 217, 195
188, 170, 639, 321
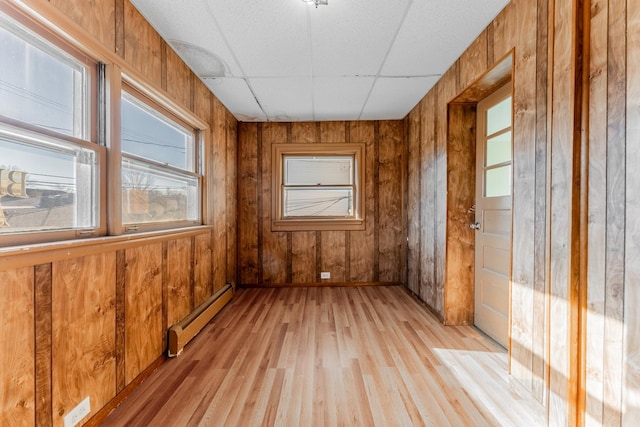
64, 396, 90, 427
320, 272, 330, 279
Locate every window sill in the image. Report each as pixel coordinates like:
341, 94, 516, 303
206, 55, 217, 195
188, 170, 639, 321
272, 218, 365, 232
0, 225, 211, 272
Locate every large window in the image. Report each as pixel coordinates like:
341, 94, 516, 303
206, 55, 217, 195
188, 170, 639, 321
0, 10, 102, 246
0, 6, 208, 248
120, 88, 201, 230
272, 143, 365, 231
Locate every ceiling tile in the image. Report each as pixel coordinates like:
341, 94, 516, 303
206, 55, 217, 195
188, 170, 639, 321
360, 76, 441, 120
381, 0, 509, 76
203, 77, 267, 121
207, 0, 312, 77
310, 0, 411, 76
313, 77, 375, 121
130, 0, 242, 76
249, 77, 314, 121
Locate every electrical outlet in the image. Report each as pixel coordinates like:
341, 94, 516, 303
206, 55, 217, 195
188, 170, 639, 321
64, 396, 90, 427
320, 272, 330, 279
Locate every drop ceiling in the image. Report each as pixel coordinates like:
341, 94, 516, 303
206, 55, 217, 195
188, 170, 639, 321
129, 0, 510, 122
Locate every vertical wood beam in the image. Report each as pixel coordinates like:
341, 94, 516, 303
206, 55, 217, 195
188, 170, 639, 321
548, 0, 584, 424
577, 0, 591, 422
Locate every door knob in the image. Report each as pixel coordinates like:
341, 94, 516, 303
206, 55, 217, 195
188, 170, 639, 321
470, 222, 481, 230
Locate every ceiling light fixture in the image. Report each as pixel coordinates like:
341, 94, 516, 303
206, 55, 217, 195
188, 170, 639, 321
302, 0, 327, 8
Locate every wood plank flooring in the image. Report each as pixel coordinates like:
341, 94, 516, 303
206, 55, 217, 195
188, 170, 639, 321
101, 286, 545, 426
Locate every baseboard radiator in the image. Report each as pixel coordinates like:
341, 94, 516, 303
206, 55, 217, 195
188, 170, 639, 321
167, 283, 234, 357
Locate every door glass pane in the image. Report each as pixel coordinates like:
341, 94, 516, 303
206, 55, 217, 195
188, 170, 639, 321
486, 131, 512, 166
284, 156, 352, 185
485, 165, 511, 197
0, 17, 88, 138
283, 187, 353, 217
486, 96, 511, 136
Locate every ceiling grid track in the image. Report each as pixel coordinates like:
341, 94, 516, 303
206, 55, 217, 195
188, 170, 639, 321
357, 0, 415, 120
202, 0, 268, 121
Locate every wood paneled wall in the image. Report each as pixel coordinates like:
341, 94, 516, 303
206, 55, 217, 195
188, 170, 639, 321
405, 0, 640, 424
237, 121, 405, 286
405, 0, 549, 407
586, 0, 637, 425
0, 1, 237, 426
0, 232, 219, 427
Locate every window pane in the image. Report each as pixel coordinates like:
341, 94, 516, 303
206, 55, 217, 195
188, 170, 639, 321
283, 187, 353, 217
485, 165, 511, 197
486, 131, 512, 166
122, 158, 199, 224
284, 156, 352, 185
121, 93, 195, 172
0, 129, 98, 234
486, 96, 511, 136
0, 17, 88, 138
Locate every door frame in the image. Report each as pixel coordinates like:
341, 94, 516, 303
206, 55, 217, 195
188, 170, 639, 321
441, 52, 513, 336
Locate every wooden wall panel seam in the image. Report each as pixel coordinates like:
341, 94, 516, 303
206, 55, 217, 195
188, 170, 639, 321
115, 250, 126, 393
34, 263, 53, 427
487, 18, 495, 66
190, 237, 197, 309
257, 123, 264, 284
115, 0, 125, 57
316, 231, 322, 282
160, 41, 167, 91
602, 0, 627, 423
345, 121, 352, 282
373, 122, 381, 282
622, 0, 640, 422
533, 0, 550, 404
236, 120, 242, 287
286, 233, 293, 284
161, 242, 169, 351
189, 72, 196, 113
286, 123, 293, 284
345, 231, 351, 283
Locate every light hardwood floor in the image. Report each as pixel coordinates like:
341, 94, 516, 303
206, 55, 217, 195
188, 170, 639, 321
101, 286, 545, 426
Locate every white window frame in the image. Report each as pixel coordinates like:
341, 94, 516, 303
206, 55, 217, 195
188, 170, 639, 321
116, 82, 203, 234
0, 6, 105, 248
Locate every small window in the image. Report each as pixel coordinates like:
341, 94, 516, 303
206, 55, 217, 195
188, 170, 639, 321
0, 10, 102, 246
272, 143, 365, 231
120, 88, 201, 230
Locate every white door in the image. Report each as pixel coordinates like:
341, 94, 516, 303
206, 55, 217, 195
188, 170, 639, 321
474, 83, 512, 348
